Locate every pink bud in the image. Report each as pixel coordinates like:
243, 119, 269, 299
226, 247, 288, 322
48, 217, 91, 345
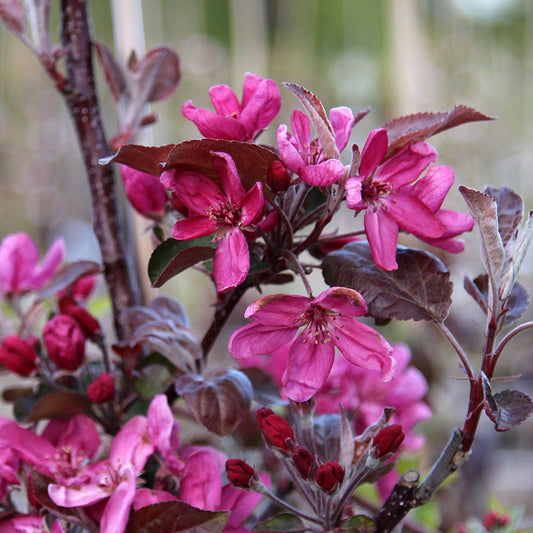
0, 335, 38, 376
225, 459, 258, 489
59, 297, 101, 337
483, 511, 511, 531
87, 373, 115, 403
257, 411, 294, 452
372, 424, 405, 458
43, 314, 86, 371
267, 160, 291, 192
120, 165, 167, 219
315, 461, 344, 493
292, 446, 315, 480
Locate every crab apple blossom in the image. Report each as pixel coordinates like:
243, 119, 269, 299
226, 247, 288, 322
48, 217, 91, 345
229, 287, 395, 401
345, 128, 474, 270
161, 151, 267, 292
182, 72, 281, 142
0, 232, 64, 295
277, 106, 354, 186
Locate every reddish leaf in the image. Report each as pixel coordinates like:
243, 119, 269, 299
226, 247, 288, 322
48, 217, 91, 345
484, 186, 523, 246
136, 46, 181, 103
148, 237, 216, 288
94, 41, 129, 103
0, 0, 26, 35
102, 143, 176, 175
37, 260, 101, 301
483, 375, 533, 432
27, 391, 91, 422
149, 295, 191, 327
176, 369, 253, 436
322, 242, 452, 322
164, 139, 280, 192
283, 82, 338, 159
464, 275, 488, 315
384, 105, 494, 159
129, 501, 228, 533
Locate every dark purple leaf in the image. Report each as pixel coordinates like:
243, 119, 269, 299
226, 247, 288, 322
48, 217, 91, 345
353, 107, 371, 127
240, 367, 286, 406
338, 406, 355, 473
164, 139, 280, 192
101, 143, 176, 175
176, 369, 253, 436
384, 105, 494, 159
37, 260, 101, 300
136, 46, 181, 103
483, 376, 533, 432
464, 275, 488, 314
130, 501, 228, 533
149, 295, 190, 327
484, 186, 523, 246
148, 237, 216, 288
283, 82, 338, 159
322, 242, 452, 322
27, 391, 91, 422
0, 0, 25, 35
94, 41, 129, 103
313, 413, 341, 463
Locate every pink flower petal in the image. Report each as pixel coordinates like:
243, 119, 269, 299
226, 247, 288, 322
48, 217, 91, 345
110, 416, 153, 475
211, 151, 246, 206
299, 159, 346, 186
172, 216, 217, 240
208, 84, 241, 116
359, 128, 388, 178
241, 182, 265, 226
182, 105, 248, 141
244, 294, 310, 322
100, 475, 136, 533
408, 165, 454, 212
290, 109, 311, 153
277, 124, 305, 174
134, 488, 178, 511
364, 209, 399, 270
32, 237, 65, 289
345, 178, 364, 210
48, 479, 109, 507
147, 394, 180, 457
330, 106, 355, 153
241, 72, 263, 107
313, 287, 367, 318
214, 228, 250, 292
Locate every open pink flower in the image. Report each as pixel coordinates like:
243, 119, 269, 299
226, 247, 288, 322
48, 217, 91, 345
161, 151, 266, 292
182, 72, 281, 142
277, 107, 355, 186
345, 128, 473, 270
48, 416, 153, 533
0, 232, 64, 295
229, 287, 395, 401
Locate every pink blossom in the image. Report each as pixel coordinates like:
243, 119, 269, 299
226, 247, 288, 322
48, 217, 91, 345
228, 287, 395, 402
345, 128, 474, 270
43, 314, 86, 371
182, 72, 281, 142
119, 164, 168, 219
277, 107, 355, 186
48, 416, 153, 533
161, 151, 266, 292
0, 232, 64, 295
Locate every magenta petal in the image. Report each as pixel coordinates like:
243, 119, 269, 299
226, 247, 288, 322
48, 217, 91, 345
364, 209, 399, 270
345, 178, 364, 210
408, 165, 454, 212
377, 142, 438, 189
33, 237, 65, 289
147, 394, 180, 457
172, 216, 217, 240
228, 323, 297, 360
385, 193, 446, 238
313, 287, 367, 318
290, 109, 311, 152
0, 233, 41, 293
240, 79, 282, 139
183, 106, 248, 141
330, 106, 355, 153
359, 128, 388, 178
100, 476, 136, 533
283, 338, 335, 401
208, 84, 241, 116
333, 318, 395, 381
214, 229, 249, 292
300, 159, 346, 186
48, 480, 108, 507
110, 416, 153, 475
211, 151, 245, 205
241, 72, 262, 107
241, 182, 265, 226
219, 480, 268, 530
277, 124, 305, 173
134, 488, 178, 511
244, 294, 310, 322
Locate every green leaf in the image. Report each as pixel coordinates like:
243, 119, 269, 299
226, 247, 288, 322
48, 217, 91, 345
148, 237, 216, 287
340, 514, 376, 533
253, 513, 303, 532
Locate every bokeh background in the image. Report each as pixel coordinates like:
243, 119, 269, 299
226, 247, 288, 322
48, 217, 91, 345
1, 0, 533, 530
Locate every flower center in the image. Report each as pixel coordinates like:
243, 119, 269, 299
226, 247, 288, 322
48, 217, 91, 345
361, 180, 394, 210
299, 304, 339, 344
208, 202, 241, 229
300, 138, 325, 166
53, 445, 87, 479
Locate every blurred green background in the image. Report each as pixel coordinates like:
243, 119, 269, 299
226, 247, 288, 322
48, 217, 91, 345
1, 0, 533, 529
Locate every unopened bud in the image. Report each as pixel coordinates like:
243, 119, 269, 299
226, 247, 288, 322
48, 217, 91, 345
267, 160, 291, 192
43, 314, 86, 371
292, 446, 315, 480
483, 510, 511, 531
59, 297, 101, 338
315, 461, 344, 494
226, 459, 258, 489
87, 373, 115, 403
257, 411, 294, 452
0, 335, 38, 376
372, 424, 404, 458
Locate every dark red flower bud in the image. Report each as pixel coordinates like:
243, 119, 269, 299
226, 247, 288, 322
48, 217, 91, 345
258, 412, 294, 452
43, 314, 86, 371
292, 446, 315, 480
226, 459, 258, 489
59, 297, 101, 337
315, 461, 344, 494
372, 424, 405, 458
483, 510, 511, 530
256, 407, 275, 426
87, 373, 115, 403
267, 160, 291, 192
0, 335, 38, 376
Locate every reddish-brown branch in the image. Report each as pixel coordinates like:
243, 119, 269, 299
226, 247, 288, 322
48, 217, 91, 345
60, 0, 141, 339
